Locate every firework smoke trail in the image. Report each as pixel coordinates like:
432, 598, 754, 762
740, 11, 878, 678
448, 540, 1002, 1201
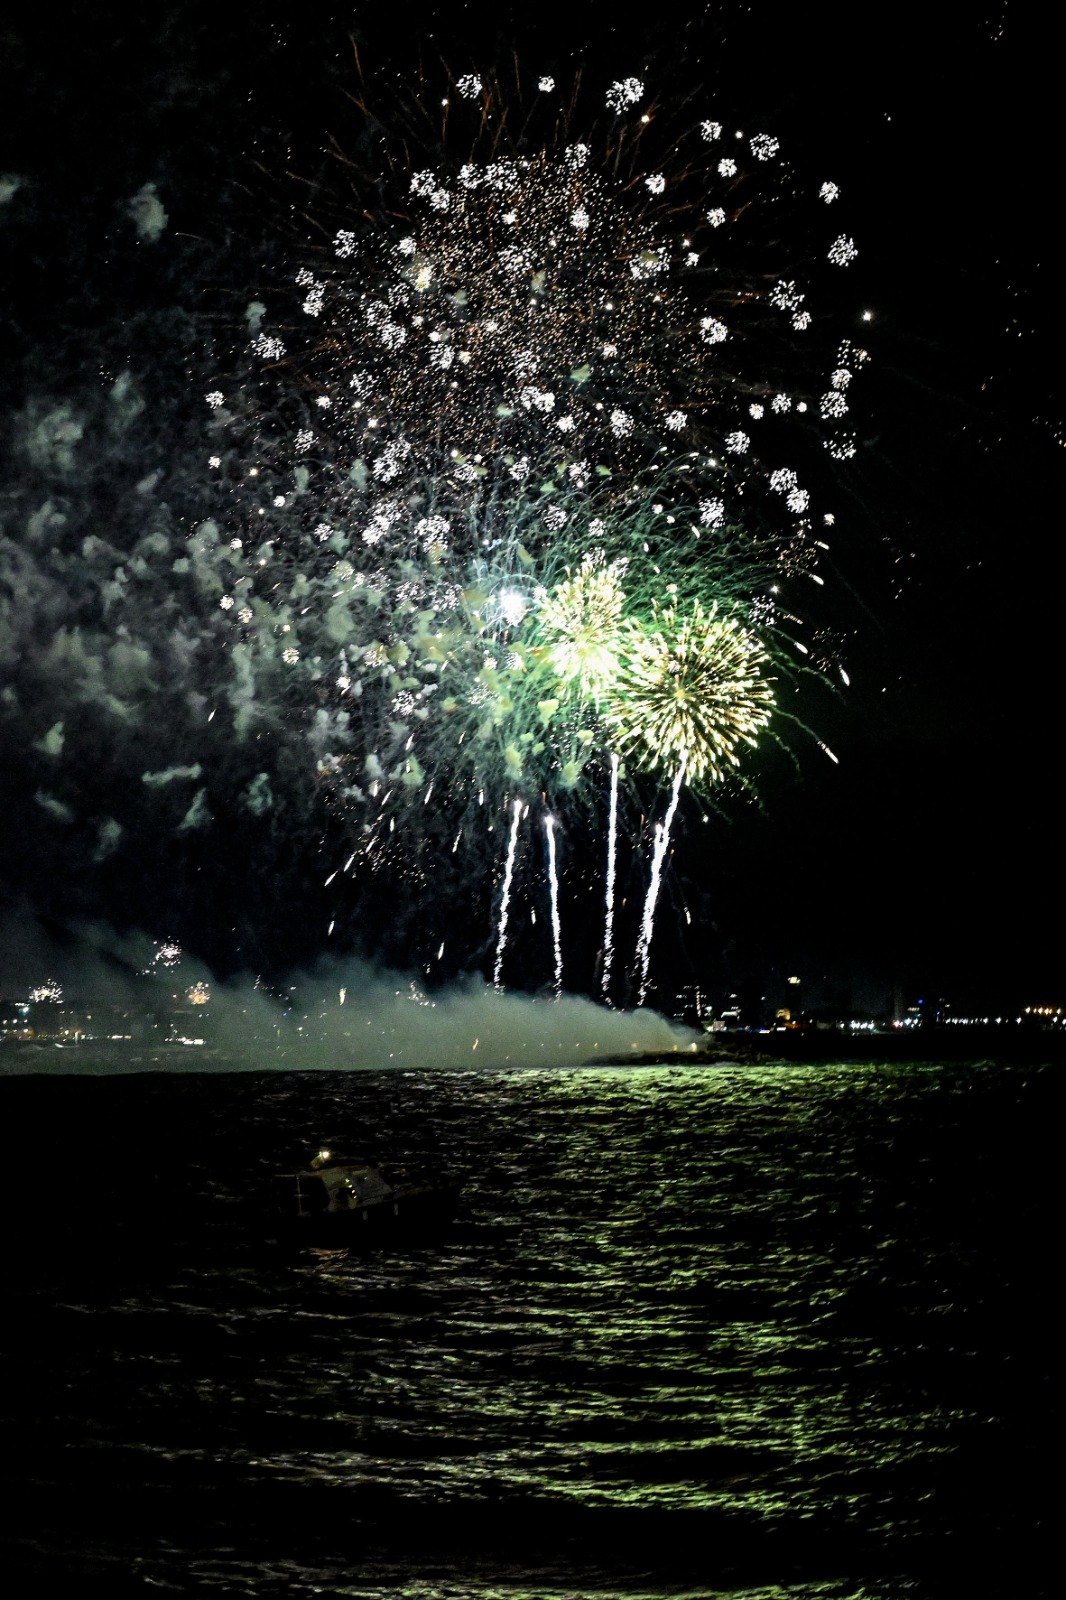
601, 751, 620, 1004
545, 814, 563, 999
492, 798, 523, 989
636, 762, 686, 1007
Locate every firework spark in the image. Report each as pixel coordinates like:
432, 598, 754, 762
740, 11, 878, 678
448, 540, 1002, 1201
29, 979, 63, 1004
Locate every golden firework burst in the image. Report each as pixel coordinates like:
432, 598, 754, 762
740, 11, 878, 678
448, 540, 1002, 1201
532, 553, 628, 703
605, 600, 774, 786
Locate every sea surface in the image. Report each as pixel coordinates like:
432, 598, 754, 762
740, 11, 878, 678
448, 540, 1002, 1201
0, 1058, 1055, 1597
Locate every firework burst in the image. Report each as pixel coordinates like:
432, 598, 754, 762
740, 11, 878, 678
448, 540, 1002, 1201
0, 60, 865, 988
531, 552, 628, 705
605, 601, 775, 790
188, 60, 870, 984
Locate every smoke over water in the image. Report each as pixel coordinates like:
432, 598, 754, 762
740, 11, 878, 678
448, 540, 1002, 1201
0, 913, 700, 1075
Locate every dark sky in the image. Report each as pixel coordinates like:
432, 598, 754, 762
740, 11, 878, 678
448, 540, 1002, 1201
0, 3, 1058, 1013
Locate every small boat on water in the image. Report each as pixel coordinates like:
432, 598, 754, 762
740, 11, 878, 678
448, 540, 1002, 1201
286, 1149, 462, 1243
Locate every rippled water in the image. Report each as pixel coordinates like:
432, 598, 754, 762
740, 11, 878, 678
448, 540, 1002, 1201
0, 1059, 1054, 1596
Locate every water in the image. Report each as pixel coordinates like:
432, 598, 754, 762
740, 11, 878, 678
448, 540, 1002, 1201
0, 1059, 1054, 1596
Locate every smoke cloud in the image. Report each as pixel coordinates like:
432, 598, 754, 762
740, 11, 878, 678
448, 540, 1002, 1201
0, 912, 700, 1075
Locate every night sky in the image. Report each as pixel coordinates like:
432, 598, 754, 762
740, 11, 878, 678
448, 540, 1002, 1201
1, 3, 1058, 1015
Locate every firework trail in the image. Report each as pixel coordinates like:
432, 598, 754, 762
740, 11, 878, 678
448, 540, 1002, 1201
493, 797, 523, 988
601, 750, 620, 1004
636, 762, 686, 1007
545, 814, 563, 999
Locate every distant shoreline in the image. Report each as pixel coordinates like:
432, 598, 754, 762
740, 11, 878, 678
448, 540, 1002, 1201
2, 1023, 1064, 1076
623, 1025, 1066, 1067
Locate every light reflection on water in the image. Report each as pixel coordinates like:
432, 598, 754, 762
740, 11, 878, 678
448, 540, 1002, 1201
0, 1059, 1053, 1596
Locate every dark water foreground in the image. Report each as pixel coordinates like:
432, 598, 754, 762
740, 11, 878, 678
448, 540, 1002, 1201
0, 1059, 1055, 1598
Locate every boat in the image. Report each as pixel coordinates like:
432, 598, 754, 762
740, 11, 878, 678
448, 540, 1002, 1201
285, 1149, 462, 1243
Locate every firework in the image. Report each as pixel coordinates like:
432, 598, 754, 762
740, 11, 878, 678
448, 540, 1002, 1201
604, 602, 775, 789
635, 763, 687, 1007
5, 58, 868, 990
531, 552, 628, 705
545, 814, 563, 998
601, 750, 620, 1004
492, 798, 523, 988
197, 64, 865, 986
